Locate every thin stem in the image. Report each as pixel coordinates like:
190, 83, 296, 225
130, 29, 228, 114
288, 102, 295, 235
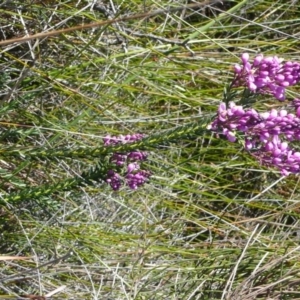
1, 162, 107, 203
0, 116, 213, 160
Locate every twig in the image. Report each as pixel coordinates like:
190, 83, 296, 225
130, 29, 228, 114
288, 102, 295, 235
0, 1, 220, 47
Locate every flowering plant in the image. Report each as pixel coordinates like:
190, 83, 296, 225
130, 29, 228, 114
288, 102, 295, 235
103, 134, 151, 190
209, 53, 300, 176
233, 53, 300, 101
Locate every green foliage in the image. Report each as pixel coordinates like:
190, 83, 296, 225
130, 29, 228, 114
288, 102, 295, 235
0, 0, 300, 299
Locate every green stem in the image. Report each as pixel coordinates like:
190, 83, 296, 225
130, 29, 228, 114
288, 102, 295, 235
1, 117, 213, 203
1, 116, 213, 160
2, 162, 107, 203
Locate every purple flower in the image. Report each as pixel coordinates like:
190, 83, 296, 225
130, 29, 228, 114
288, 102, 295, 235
233, 53, 300, 101
103, 133, 151, 190
209, 101, 300, 175
128, 151, 148, 161
103, 133, 145, 146
126, 169, 151, 190
104, 133, 146, 166
127, 162, 139, 173
111, 153, 127, 166
106, 170, 122, 191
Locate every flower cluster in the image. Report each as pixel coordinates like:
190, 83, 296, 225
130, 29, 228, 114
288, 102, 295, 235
209, 100, 300, 175
104, 134, 151, 190
103, 133, 145, 146
233, 53, 300, 100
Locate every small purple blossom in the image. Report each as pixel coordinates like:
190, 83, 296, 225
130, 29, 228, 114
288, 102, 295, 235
104, 133, 145, 166
127, 151, 148, 161
126, 166, 151, 190
103, 133, 151, 190
111, 153, 127, 166
209, 101, 300, 175
103, 133, 145, 146
106, 170, 122, 191
233, 53, 300, 101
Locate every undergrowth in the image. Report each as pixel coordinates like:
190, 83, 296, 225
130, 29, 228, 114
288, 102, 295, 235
0, 0, 300, 299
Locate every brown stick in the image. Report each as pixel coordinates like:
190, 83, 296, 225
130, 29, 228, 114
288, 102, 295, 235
0, 1, 220, 46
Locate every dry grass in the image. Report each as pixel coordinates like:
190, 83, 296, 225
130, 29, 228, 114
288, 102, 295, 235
0, 0, 300, 299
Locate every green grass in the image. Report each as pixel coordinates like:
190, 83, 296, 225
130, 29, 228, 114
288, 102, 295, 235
1, 0, 300, 299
